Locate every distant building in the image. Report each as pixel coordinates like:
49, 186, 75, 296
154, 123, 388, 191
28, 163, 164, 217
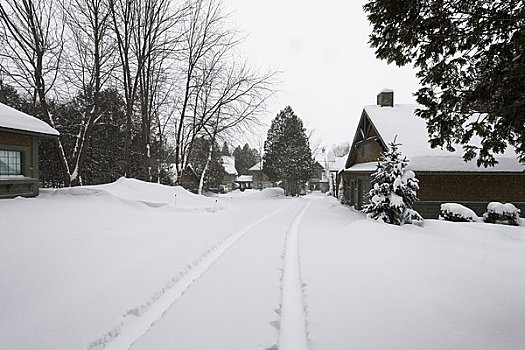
248, 161, 273, 190
236, 175, 253, 191
221, 156, 238, 191
0, 103, 59, 198
312, 148, 348, 194
172, 164, 200, 192
308, 161, 328, 192
338, 90, 525, 218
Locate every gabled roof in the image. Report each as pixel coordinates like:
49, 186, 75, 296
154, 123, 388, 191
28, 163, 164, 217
0, 102, 59, 136
221, 156, 238, 175
316, 152, 349, 172
347, 104, 524, 173
332, 154, 348, 172
248, 161, 263, 172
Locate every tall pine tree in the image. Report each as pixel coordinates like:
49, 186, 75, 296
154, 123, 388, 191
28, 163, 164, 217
233, 143, 258, 175
363, 139, 423, 225
263, 106, 313, 196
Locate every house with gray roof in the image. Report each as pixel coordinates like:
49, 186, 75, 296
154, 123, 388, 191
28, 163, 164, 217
338, 90, 525, 218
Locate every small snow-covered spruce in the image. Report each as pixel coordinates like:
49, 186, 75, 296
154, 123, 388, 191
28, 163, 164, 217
439, 203, 478, 222
363, 139, 423, 225
483, 202, 521, 226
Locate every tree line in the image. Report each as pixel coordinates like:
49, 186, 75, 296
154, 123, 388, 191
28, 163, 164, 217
0, 0, 275, 187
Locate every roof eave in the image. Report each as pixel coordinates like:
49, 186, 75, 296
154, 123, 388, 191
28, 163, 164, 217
0, 126, 59, 138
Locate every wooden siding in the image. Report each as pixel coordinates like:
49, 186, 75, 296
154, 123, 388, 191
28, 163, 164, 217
417, 173, 525, 203
0, 130, 40, 198
0, 130, 33, 167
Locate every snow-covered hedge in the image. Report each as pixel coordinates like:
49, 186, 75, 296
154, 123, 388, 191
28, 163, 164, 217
439, 203, 479, 222
483, 202, 521, 226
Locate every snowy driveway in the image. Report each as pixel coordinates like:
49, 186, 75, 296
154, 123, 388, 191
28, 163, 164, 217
2, 180, 525, 350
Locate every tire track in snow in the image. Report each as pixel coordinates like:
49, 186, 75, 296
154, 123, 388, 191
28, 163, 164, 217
85, 200, 296, 350
278, 200, 311, 350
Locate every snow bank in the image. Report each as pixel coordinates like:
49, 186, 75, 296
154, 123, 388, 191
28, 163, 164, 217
48, 177, 217, 210
300, 197, 525, 350
248, 187, 285, 198
0, 182, 286, 350
440, 203, 479, 222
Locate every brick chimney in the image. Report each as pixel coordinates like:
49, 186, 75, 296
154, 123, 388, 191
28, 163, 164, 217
377, 89, 394, 107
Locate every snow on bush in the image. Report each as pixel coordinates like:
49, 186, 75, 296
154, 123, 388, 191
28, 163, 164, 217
363, 139, 423, 225
439, 203, 479, 222
483, 202, 521, 226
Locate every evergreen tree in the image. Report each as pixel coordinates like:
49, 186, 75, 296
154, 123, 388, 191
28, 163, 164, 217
220, 141, 230, 156
363, 139, 423, 225
263, 106, 313, 196
364, 0, 525, 166
0, 80, 25, 110
232, 143, 258, 174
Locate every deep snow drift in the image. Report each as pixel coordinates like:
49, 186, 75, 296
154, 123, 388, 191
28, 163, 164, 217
1, 180, 525, 350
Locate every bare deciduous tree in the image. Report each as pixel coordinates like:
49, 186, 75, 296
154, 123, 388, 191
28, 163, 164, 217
0, 0, 71, 184
61, 0, 114, 185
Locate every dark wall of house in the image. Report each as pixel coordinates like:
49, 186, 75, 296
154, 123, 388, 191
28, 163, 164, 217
0, 130, 33, 168
0, 129, 40, 198
417, 173, 525, 202
339, 170, 525, 218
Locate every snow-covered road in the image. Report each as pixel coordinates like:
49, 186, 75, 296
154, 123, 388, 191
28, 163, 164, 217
128, 198, 309, 350
2, 179, 525, 350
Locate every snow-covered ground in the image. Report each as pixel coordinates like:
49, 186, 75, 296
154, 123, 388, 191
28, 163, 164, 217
1, 179, 525, 350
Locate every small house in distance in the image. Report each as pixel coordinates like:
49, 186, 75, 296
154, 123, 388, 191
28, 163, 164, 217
338, 90, 525, 218
312, 148, 348, 194
308, 161, 328, 192
221, 156, 238, 191
248, 161, 274, 190
236, 175, 253, 191
0, 103, 59, 198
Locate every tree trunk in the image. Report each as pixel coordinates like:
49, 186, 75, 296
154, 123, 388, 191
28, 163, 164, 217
198, 137, 214, 195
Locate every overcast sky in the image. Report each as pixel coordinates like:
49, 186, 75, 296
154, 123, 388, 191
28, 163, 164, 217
223, 0, 420, 150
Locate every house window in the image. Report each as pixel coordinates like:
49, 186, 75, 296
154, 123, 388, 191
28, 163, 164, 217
0, 150, 22, 176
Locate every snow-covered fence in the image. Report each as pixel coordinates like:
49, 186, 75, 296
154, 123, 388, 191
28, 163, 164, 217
439, 203, 479, 222
483, 202, 521, 226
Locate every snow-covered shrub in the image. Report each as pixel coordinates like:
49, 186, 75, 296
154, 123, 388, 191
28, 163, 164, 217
403, 208, 424, 226
483, 202, 521, 226
439, 203, 478, 222
363, 139, 423, 225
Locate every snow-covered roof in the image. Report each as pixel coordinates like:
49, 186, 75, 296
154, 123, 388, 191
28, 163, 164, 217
221, 156, 238, 175
314, 152, 349, 172
332, 154, 348, 172
248, 161, 263, 172
379, 88, 394, 93
0, 102, 59, 136
236, 175, 253, 182
363, 104, 524, 173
